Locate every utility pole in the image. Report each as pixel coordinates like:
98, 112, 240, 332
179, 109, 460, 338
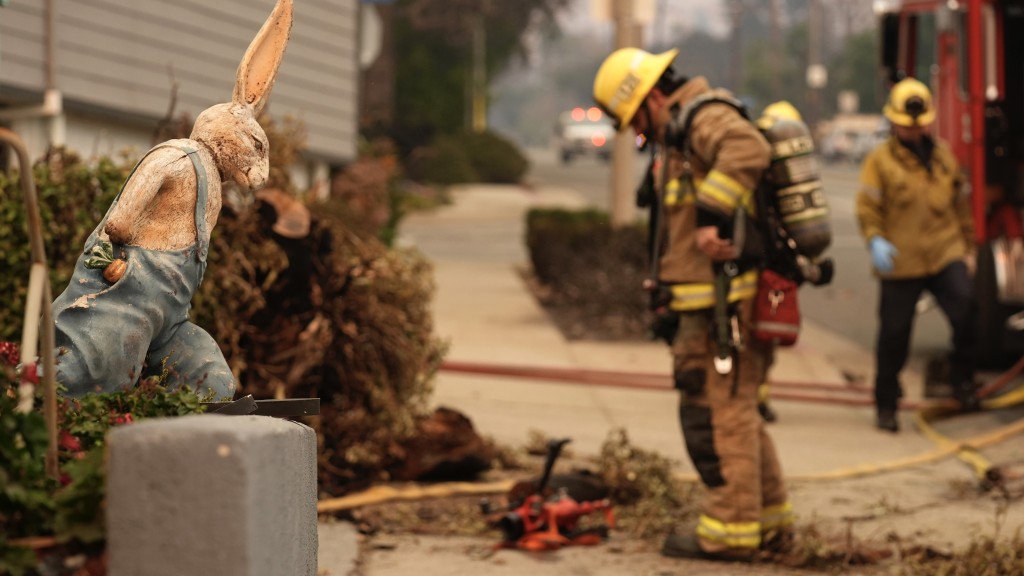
769, 0, 782, 100
806, 0, 826, 129
471, 8, 487, 133
611, 0, 640, 227
727, 0, 744, 93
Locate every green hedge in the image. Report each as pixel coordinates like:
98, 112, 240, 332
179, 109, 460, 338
0, 374, 207, 574
454, 130, 529, 184
405, 129, 529, 186
524, 208, 649, 340
0, 150, 129, 342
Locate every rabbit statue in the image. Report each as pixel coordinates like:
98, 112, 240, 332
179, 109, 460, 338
51, 0, 293, 399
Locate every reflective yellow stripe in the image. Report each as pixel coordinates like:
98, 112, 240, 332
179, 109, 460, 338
668, 269, 758, 311
665, 179, 681, 205
696, 514, 761, 549
698, 169, 748, 212
771, 135, 815, 159
761, 501, 795, 530
664, 178, 696, 206
783, 206, 830, 224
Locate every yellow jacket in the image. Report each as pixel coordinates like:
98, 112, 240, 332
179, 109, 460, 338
654, 77, 770, 310
856, 136, 973, 279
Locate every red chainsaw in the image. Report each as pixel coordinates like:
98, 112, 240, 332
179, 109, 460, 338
483, 438, 615, 551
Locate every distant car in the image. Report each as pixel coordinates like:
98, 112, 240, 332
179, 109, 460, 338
553, 107, 615, 164
850, 123, 891, 163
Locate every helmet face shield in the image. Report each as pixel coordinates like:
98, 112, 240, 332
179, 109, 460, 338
904, 96, 925, 121
883, 78, 935, 127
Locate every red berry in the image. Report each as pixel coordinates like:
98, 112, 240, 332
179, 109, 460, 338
59, 430, 82, 452
110, 413, 134, 425
0, 341, 19, 367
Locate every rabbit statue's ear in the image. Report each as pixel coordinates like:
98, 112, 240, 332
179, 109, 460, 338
233, 0, 293, 115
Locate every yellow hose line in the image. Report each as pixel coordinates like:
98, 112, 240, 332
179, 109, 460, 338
671, 413, 1024, 484
983, 384, 1024, 410
794, 414, 1024, 481
910, 383, 1024, 482
317, 480, 516, 513
913, 406, 992, 481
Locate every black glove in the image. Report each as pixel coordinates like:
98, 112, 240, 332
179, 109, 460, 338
647, 283, 678, 344
649, 310, 680, 345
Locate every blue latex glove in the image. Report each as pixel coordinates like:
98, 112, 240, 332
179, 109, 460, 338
869, 236, 898, 274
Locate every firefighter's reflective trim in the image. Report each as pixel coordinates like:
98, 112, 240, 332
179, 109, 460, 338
782, 205, 830, 226
668, 269, 758, 311
678, 403, 725, 487
696, 514, 762, 549
771, 134, 815, 159
697, 169, 748, 214
664, 178, 680, 205
664, 178, 697, 207
760, 501, 795, 530
860, 185, 882, 201
752, 321, 800, 337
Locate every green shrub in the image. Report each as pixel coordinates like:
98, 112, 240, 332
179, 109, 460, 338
0, 150, 130, 342
526, 208, 612, 285
403, 130, 529, 186
455, 130, 529, 184
0, 372, 206, 573
525, 208, 649, 340
405, 135, 478, 185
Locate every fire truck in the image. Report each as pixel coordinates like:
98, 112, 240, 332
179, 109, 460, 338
876, 0, 1024, 364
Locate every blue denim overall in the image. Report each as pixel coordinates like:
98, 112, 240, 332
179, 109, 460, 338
52, 144, 235, 399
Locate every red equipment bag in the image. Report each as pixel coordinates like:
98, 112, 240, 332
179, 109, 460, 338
752, 269, 800, 346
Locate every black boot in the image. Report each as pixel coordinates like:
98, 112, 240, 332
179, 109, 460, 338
954, 381, 981, 412
661, 533, 754, 562
877, 408, 899, 432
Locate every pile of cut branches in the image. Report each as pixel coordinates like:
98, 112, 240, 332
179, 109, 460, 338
191, 118, 449, 496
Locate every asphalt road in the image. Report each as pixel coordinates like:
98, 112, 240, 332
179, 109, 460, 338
523, 146, 954, 365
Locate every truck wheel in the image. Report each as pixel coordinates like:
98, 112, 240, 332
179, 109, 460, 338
976, 241, 1009, 368
560, 150, 573, 165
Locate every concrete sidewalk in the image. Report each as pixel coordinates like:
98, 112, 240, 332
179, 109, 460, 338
397, 184, 934, 468
318, 184, 1024, 576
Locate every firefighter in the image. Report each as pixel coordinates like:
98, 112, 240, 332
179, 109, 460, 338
856, 77, 979, 433
593, 48, 793, 562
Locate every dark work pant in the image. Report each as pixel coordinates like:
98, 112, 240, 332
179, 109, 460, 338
875, 261, 975, 411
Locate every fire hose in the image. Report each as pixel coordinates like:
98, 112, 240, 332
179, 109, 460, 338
439, 357, 1024, 489
316, 356, 1024, 514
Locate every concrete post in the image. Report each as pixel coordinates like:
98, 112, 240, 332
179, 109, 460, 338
107, 415, 318, 576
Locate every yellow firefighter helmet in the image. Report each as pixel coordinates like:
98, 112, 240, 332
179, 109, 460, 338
756, 100, 803, 130
593, 48, 679, 132
883, 78, 935, 127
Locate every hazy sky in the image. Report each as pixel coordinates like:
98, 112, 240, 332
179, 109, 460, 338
559, 0, 730, 40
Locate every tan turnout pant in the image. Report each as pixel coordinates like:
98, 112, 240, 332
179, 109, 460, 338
671, 298, 792, 556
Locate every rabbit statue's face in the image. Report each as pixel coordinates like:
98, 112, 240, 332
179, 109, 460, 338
191, 102, 270, 191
